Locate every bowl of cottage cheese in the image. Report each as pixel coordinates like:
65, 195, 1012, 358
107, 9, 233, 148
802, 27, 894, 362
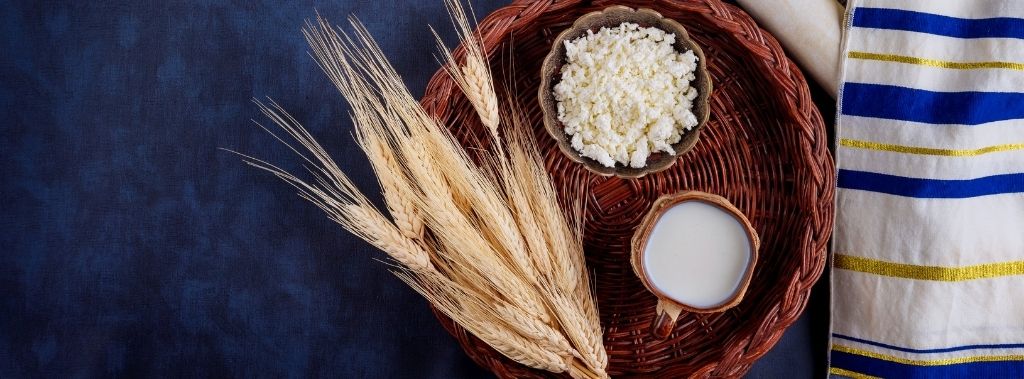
539, 6, 711, 178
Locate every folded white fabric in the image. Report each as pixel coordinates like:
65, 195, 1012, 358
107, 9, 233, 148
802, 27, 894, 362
735, 0, 843, 97
831, 1, 1024, 377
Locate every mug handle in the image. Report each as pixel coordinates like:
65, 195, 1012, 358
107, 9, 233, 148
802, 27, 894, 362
651, 299, 684, 338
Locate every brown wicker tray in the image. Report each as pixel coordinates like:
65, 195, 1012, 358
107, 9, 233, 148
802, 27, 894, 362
419, 0, 835, 377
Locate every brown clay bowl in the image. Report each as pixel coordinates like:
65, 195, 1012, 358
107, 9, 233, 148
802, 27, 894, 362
630, 191, 759, 338
538, 6, 712, 179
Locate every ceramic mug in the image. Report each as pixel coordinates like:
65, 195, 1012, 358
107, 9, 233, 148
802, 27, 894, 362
630, 191, 760, 339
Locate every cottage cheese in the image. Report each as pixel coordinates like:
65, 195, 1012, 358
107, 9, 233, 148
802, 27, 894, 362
554, 22, 699, 168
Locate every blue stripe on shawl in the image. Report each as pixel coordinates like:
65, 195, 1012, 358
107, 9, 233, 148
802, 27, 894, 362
853, 7, 1024, 40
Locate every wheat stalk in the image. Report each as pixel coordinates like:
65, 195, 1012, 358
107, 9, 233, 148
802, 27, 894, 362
461, 56, 500, 134
342, 204, 433, 272
496, 110, 607, 372
237, 3, 609, 378
231, 102, 435, 276
394, 271, 571, 370
356, 126, 424, 240
433, 0, 500, 141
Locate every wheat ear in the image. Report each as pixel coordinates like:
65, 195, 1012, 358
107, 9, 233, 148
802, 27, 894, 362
396, 272, 571, 373
356, 126, 424, 240
461, 56, 500, 133
433, 0, 500, 140
230, 107, 436, 276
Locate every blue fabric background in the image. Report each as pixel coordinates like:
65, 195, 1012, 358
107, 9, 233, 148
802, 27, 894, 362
0, 1, 832, 377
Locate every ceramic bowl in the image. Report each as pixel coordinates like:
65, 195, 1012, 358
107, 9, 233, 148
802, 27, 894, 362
630, 191, 759, 338
538, 6, 712, 178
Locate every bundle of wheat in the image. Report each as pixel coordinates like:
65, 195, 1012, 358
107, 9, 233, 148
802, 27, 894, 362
233, 1, 608, 378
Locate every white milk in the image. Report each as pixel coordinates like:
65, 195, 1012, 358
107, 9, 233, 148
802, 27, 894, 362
642, 201, 752, 309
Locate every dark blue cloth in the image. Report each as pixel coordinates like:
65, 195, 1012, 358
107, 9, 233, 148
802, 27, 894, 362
0, 1, 830, 377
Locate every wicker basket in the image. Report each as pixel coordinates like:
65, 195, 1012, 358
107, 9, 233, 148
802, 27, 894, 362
419, 0, 835, 377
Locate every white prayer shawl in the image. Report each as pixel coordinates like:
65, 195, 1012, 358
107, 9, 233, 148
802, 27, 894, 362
830, 1, 1024, 377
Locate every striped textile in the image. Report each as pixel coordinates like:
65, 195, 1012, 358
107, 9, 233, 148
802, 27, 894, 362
831, 1, 1024, 378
